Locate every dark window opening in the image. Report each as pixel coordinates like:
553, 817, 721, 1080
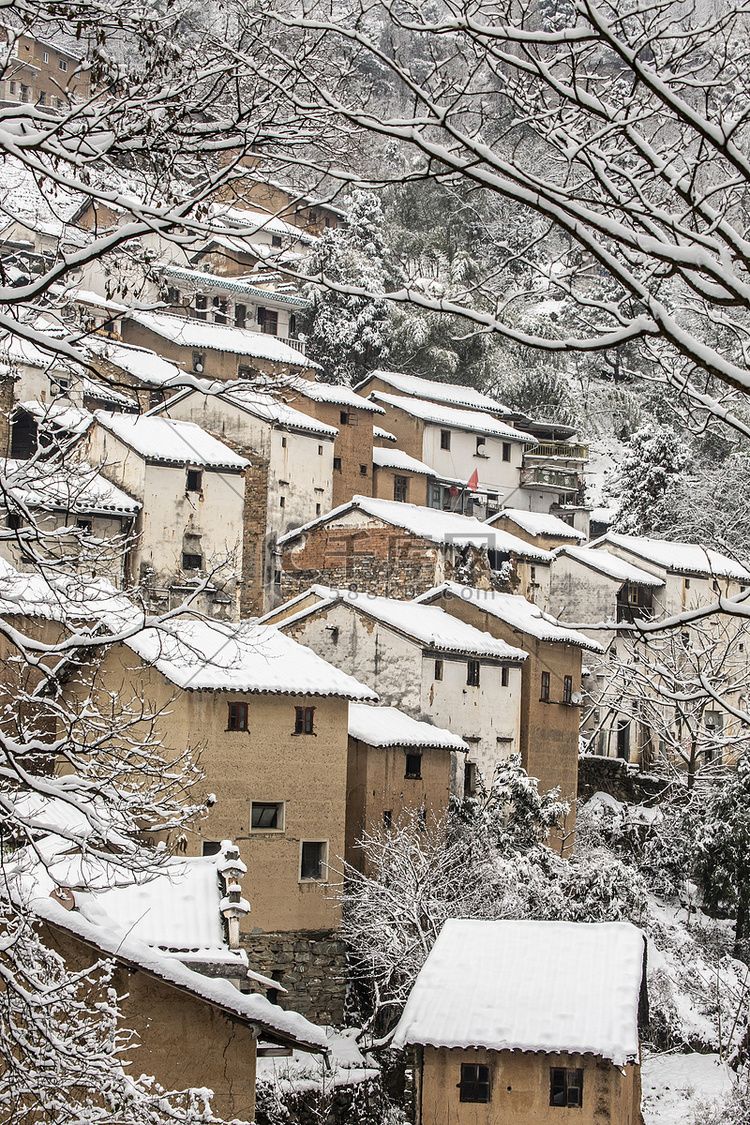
318, 444, 323, 456
464, 762, 477, 796
294, 706, 315, 734
289, 314, 298, 338
195, 295, 207, 320
394, 475, 408, 503
149, 389, 165, 409
333, 457, 342, 472
167, 286, 180, 304
258, 308, 278, 335
212, 296, 228, 324
360, 464, 368, 476
405, 753, 422, 780
235, 303, 246, 329
340, 411, 349, 426
434, 659, 443, 681
252, 802, 282, 830
316, 503, 321, 515
467, 660, 480, 687
440, 429, 451, 450
563, 675, 573, 704
501, 667, 509, 687
279, 496, 285, 508
541, 671, 550, 702
383, 810, 392, 830
550, 1068, 583, 1109
7, 512, 21, 531
202, 840, 221, 856
182, 552, 202, 570
75, 519, 92, 533
617, 719, 630, 760
300, 841, 325, 880
186, 469, 202, 493
502, 442, 512, 462
191, 351, 206, 373
459, 1063, 491, 1103
227, 702, 249, 731
271, 234, 282, 248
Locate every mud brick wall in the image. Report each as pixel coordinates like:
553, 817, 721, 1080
240, 458, 270, 617
242, 930, 347, 1025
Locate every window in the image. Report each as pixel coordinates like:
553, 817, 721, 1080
279, 496, 285, 508
316, 504, 321, 515
43, 51, 49, 63
459, 1063, 491, 1103
464, 762, 477, 796
258, 308, 278, 335
281, 436, 287, 449
340, 410, 349, 425
685, 578, 691, 589
550, 1068, 583, 1108
227, 702, 249, 731
38, 91, 46, 106
333, 457, 342, 472
300, 841, 326, 880
563, 675, 573, 704
235, 303, 246, 329
289, 314, 298, 338
182, 552, 202, 570
501, 666, 509, 687
202, 840, 221, 856
20, 85, 29, 102
540, 671, 550, 701
434, 659, 443, 681
9, 81, 16, 95
383, 809, 392, 829
360, 464, 368, 476
149, 389, 164, 409
440, 429, 451, 450
251, 802, 283, 830
166, 286, 180, 303
271, 234, 282, 248
7, 512, 21, 531
405, 753, 422, 780
530, 566, 537, 581
467, 660, 480, 687
195, 295, 207, 320
186, 469, 202, 493
58, 58, 68, 72
502, 441, 512, 462
192, 351, 206, 373
393, 475, 408, 503
294, 706, 315, 734
212, 296, 227, 324
76, 519, 92, 533
317, 444, 323, 456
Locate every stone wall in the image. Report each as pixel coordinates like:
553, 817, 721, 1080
0, 373, 15, 457
577, 754, 671, 805
240, 457, 270, 616
242, 930, 347, 1025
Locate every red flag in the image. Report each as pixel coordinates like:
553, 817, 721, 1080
466, 469, 479, 491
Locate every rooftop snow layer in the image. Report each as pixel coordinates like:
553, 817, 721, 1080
0, 458, 140, 516
208, 202, 316, 244
87, 338, 186, 387
212, 387, 338, 437
373, 425, 397, 443
281, 376, 385, 413
369, 391, 535, 441
372, 447, 437, 476
592, 533, 750, 581
21, 399, 93, 435
0, 564, 133, 622
125, 618, 378, 698
416, 582, 604, 651
277, 496, 555, 561
128, 311, 321, 368
556, 546, 666, 587
288, 586, 527, 660
94, 411, 249, 469
488, 508, 585, 541
359, 370, 510, 414
160, 264, 309, 307
348, 704, 469, 750
392, 918, 644, 1065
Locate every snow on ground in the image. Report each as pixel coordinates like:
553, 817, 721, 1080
642, 1052, 733, 1125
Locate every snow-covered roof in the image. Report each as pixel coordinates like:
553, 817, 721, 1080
282, 376, 385, 414
94, 411, 249, 470
87, 338, 186, 388
0, 458, 140, 516
592, 533, 750, 581
555, 546, 666, 587
392, 918, 644, 1066
0, 564, 133, 622
279, 586, 527, 661
373, 425, 397, 443
20, 398, 93, 435
0, 332, 73, 371
125, 618, 378, 698
208, 202, 316, 245
128, 311, 321, 369
277, 496, 555, 561
349, 704, 469, 750
372, 447, 437, 476
416, 582, 604, 652
488, 508, 585, 542
359, 370, 510, 414
206, 387, 338, 438
161, 264, 309, 308
369, 392, 535, 441
0, 155, 83, 233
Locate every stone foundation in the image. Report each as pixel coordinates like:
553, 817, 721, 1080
578, 754, 671, 805
242, 929, 347, 1025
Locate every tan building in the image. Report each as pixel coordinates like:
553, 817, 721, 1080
0, 24, 90, 109
416, 582, 604, 834
346, 703, 469, 870
487, 507, 586, 553
83, 411, 249, 615
264, 585, 526, 786
276, 495, 554, 605
393, 918, 646, 1125
372, 445, 437, 507
82, 617, 376, 1021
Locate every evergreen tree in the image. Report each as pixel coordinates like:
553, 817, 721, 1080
615, 423, 692, 535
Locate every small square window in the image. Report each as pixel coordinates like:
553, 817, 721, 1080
333, 457, 342, 472
316, 503, 322, 515
541, 671, 550, 702
501, 666, 509, 687
251, 801, 284, 830
467, 660, 480, 687
43, 51, 49, 63
7, 512, 21, 531
563, 675, 573, 704
294, 706, 315, 734
340, 411, 349, 425
394, 475, 408, 503
502, 442, 512, 462
359, 464, 368, 476
271, 234, 282, 248
58, 58, 68, 72
227, 702, 249, 731
202, 840, 221, 856
182, 552, 202, 570
440, 429, 451, 450
186, 469, 202, 493
550, 1068, 583, 1108
405, 752, 422, 779
300, 840, 326, 880
281, 435, 287, 448
685, 579, 691, 589
459, 1063, 491, 1103
76, 519, 92, 533
434, 659, 443, 681
279, 496, 286, 507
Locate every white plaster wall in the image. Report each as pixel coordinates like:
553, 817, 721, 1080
421, 423, 523, 494
549, 556, 624, 637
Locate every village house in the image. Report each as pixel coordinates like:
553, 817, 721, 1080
156, 385, 337, 613
263, 585, 526, 786
275, 495, 554, 606
371, 445, 438, 507
78, 616, 377, 1023
393, 918, 646, 1125
0, 23, 90, 110
214, 175, 345, 234
415, 582, 604, 834
346, 704, 469, 871
486, 507, 586, 553
82, 411, 249, 616
10, 835, 327, 1123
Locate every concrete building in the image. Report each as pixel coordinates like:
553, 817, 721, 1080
0, 24, 90, 109
393, 918, 645, 1125
264, 585, 526, 785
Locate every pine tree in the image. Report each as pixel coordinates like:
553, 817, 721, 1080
615, 423, 692, 535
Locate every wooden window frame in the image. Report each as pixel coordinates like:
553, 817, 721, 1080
227, 702, 249, 731
459, 1063, 491, 1103
550, 1067, 583, 1109
540, 670, 550, 702
294, 706, 315, 735
467, 659, 480, 687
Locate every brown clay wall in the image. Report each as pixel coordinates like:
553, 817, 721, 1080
372, 465, 431, 506
287, 396, 375, 508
